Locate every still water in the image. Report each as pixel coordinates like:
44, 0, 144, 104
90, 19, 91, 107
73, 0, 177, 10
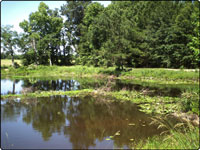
1, 78, 191, 97
1, 78, 193, 149
1, 79, 81, 95
1, 96, 163, 149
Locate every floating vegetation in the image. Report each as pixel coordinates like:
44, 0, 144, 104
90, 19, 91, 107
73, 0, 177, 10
128, 123, 135, 126
115, 131, 120, 136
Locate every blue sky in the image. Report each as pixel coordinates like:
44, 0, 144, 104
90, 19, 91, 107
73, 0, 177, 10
1, 1, 111, 33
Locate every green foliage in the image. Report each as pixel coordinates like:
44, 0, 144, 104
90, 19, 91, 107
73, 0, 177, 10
60, 1, 91, 65
1, 89, 93, 99
137, 127, 199, 149
19, 2, 63, 66
13, 62, 20, 68
136, 117, 199, 149
3, 1, 199, 68
181, 92, 199, 115
1, 25, 19, 67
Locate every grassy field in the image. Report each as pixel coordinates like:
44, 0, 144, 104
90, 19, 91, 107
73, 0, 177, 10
1, 59, 22, 67
1, 64, 199, 84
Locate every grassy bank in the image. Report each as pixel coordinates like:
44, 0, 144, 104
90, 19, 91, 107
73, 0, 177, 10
1, 89, 93, 99
1, 65, 199, 84
136, 126, 199, 149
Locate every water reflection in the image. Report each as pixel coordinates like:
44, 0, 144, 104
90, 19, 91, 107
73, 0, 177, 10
1, 78, 107, 95
1, 79, 23, 95
1, 78, 192, 97
1, 96, 163, 149
1, 79, 81, 95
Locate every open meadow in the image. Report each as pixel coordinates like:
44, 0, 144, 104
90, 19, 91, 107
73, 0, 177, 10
1, 59, 22, 67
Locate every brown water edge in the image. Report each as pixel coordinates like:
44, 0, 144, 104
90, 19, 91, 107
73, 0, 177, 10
1, 95, 167, 149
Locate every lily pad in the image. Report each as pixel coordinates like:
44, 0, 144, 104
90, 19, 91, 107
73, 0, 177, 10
128, 123, 135, 126
115, 131, 120, 136
115, 132, 120, 136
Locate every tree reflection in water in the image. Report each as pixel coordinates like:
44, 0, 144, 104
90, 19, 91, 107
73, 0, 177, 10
1, 96, 164, 149
2, 78, 184, 97
22, 79, 81, 92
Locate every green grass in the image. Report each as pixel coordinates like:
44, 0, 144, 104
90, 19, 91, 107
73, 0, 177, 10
1, 65, 199, 84
1, 59, 22, 67
119, 68, 199, 84
136, 115, 199, 149
1, 89, 93, 99
136, 127, 199, 149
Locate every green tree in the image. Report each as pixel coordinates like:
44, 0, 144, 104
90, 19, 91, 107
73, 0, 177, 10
1, 25, 19, 67
60, 1, 91, 65
172, 1, 197, 68
19, 2, 63, 66
187, 1, 199, 68
77, 2, 104, 66
95, 2, 143, 70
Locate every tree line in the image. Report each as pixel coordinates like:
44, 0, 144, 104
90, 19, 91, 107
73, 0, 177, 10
1, 1, 199, 69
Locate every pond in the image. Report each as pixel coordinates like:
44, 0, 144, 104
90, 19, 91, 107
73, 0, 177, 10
1, 77, 196, 149
1, 78, 195, 97
1, 96, 164, 149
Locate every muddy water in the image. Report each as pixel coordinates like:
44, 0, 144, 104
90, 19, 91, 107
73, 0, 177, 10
1, 96, 164, 149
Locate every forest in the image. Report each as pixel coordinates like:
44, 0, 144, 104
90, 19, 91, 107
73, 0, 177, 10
1, 1, 199, 69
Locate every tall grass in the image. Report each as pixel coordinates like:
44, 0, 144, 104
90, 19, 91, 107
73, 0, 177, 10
136, 115, 199, 149
137, 127, 199, 149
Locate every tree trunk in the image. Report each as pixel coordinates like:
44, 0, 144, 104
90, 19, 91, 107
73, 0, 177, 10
12, 80, 15, 94
49, 57, 52, 66
55, 47, 58, 65
32, 38, 38, 65
11, 51, 14, 67
49, 54, 52, 66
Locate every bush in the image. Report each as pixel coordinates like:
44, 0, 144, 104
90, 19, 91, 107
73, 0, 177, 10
181, 92, 199, 115
14, 62, 20, 68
